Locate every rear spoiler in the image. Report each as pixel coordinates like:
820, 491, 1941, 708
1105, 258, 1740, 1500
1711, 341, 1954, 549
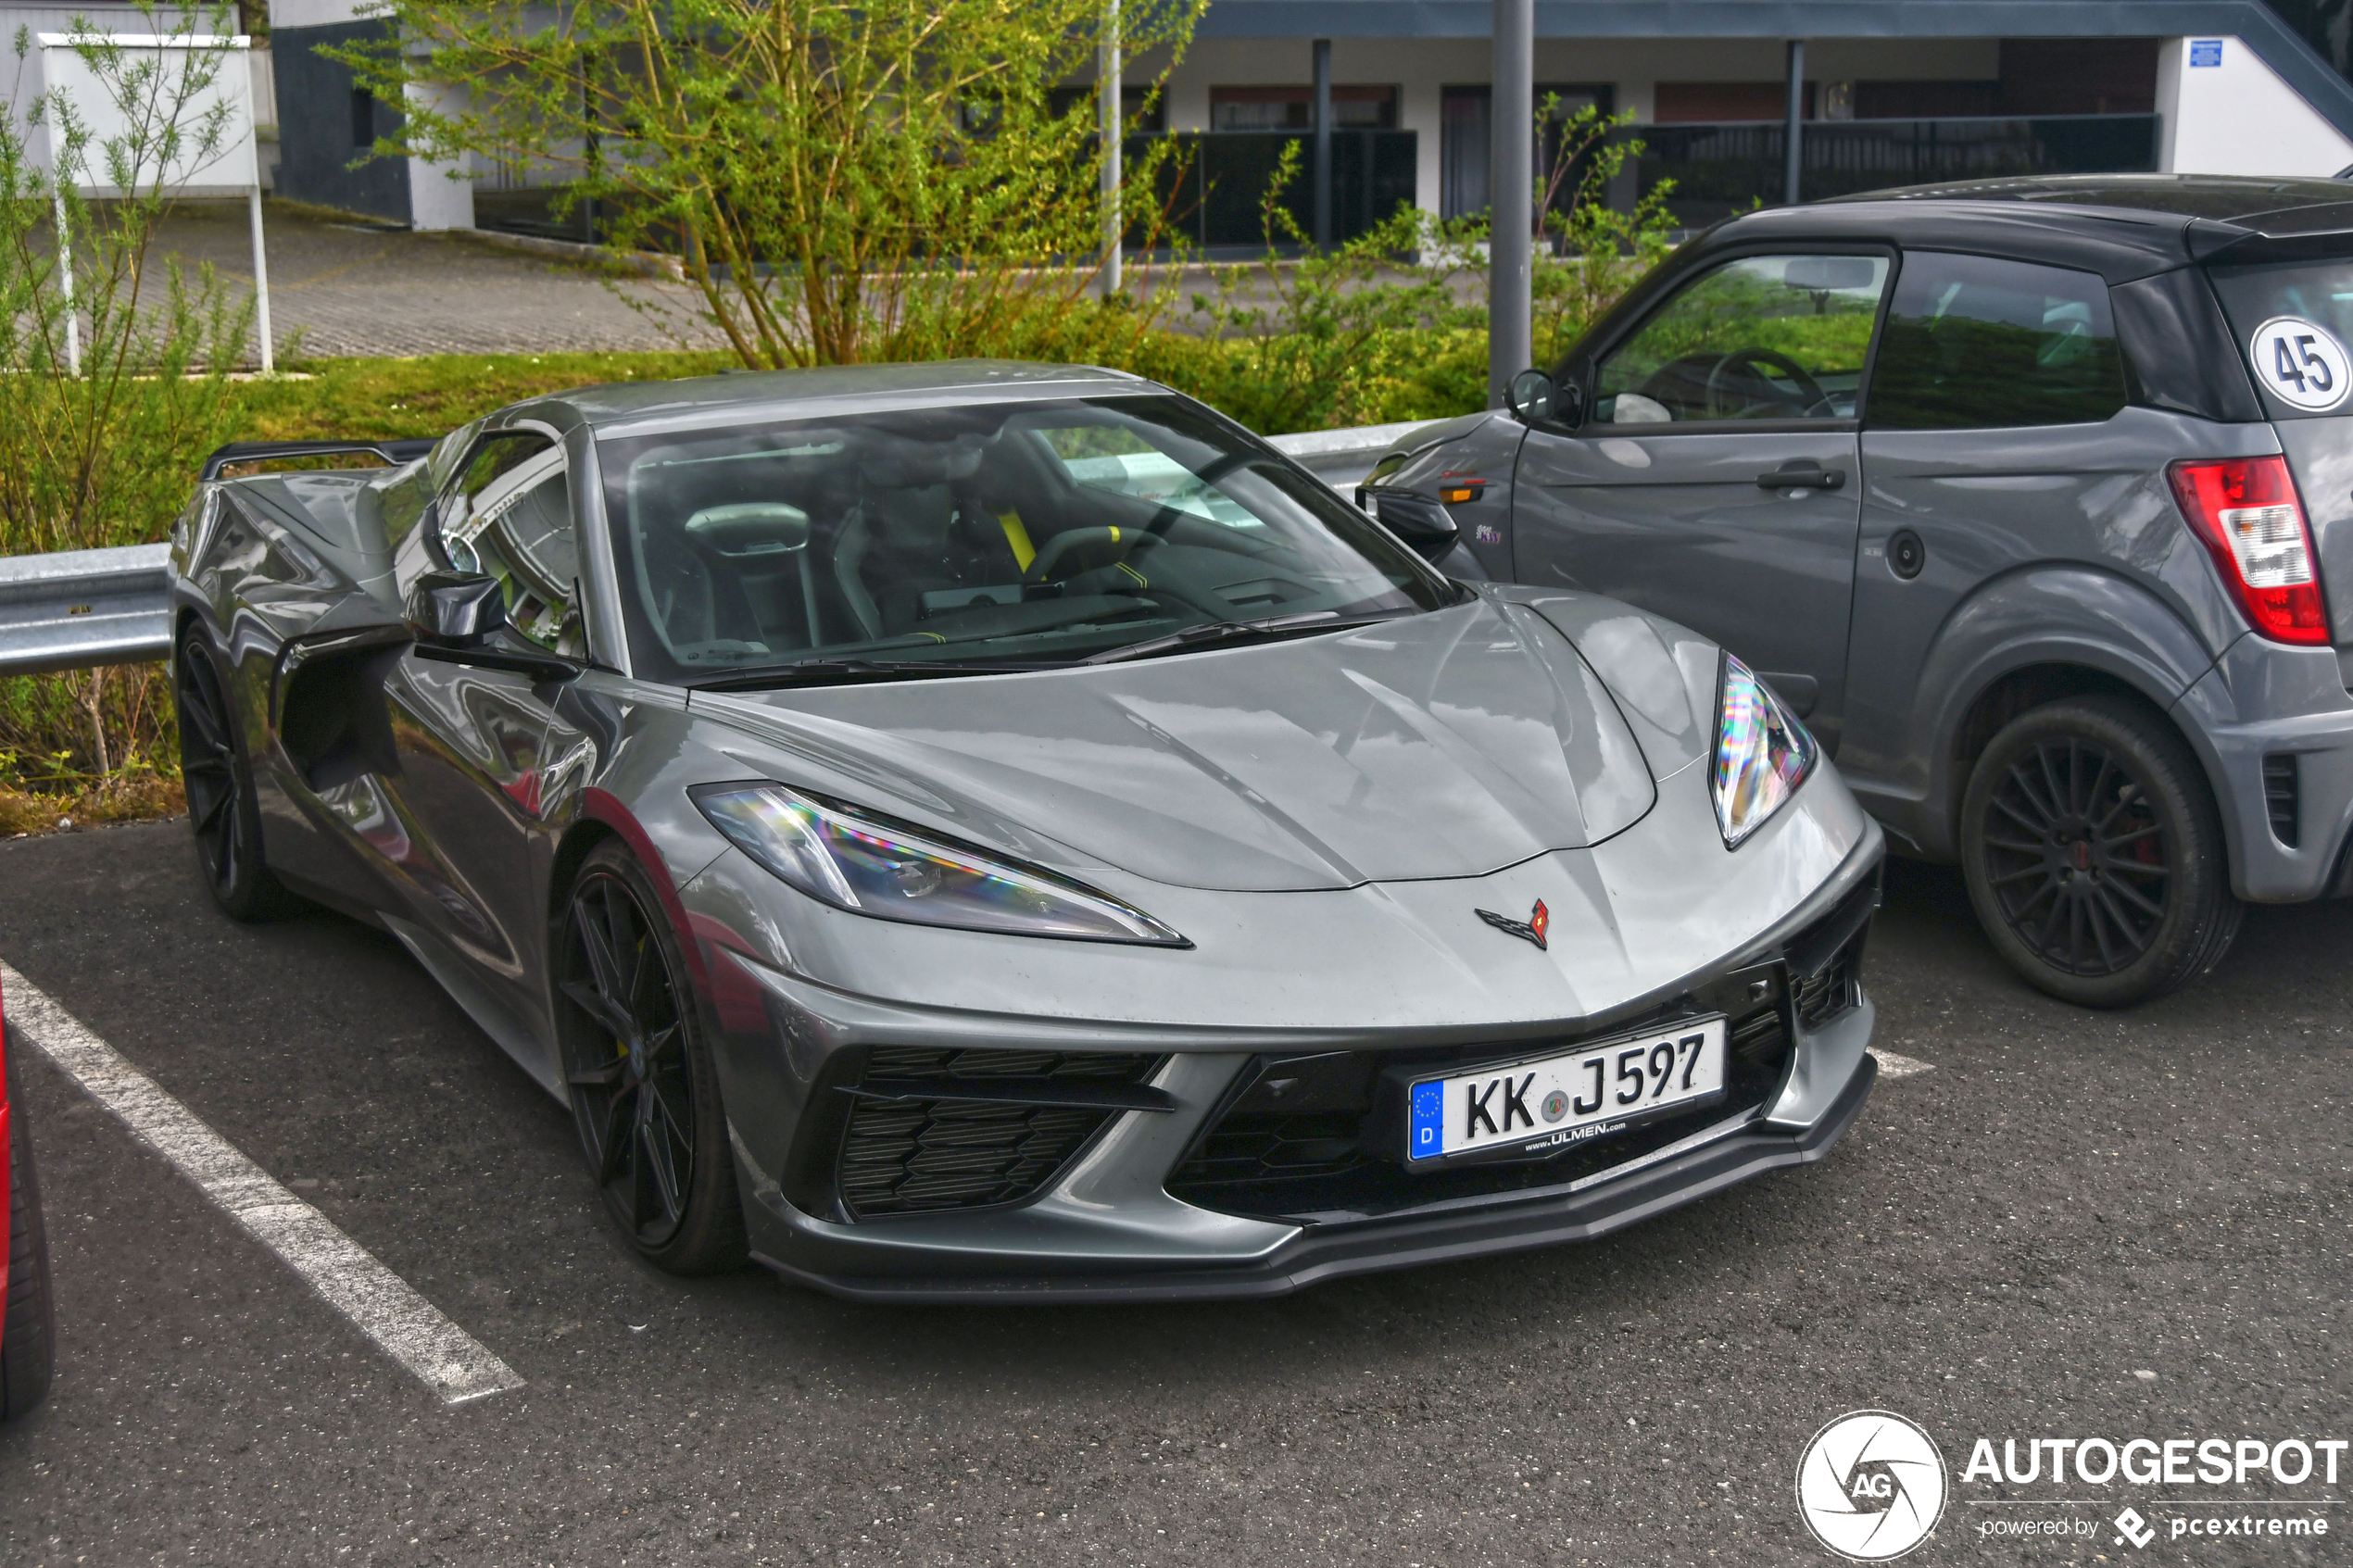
2189, 207, 2353, 265
202, 439, 437, 482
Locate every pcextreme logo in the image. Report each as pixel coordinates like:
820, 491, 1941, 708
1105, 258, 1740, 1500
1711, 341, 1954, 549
1796, 1411, 1950, 1561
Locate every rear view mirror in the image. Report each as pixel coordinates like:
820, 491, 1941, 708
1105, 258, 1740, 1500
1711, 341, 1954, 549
406, 571, 508, 647
1782, 257, 1878, 293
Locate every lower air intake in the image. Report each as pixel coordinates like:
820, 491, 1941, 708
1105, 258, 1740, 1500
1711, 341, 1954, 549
835, 1047, 1159, 1220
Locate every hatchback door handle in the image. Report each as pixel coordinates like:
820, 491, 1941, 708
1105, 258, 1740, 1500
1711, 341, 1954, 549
1757, 462, 1846, 492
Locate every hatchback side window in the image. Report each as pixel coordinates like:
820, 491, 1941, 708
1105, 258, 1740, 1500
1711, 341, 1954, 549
1867, 253, 2128, 430
1591, 254, 1890, 425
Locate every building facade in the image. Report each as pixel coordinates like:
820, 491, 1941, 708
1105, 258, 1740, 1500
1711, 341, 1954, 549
260, 0, 2353, 236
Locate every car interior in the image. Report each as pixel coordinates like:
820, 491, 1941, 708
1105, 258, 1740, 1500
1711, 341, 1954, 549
601, 398, 1433, 675
1592, 255, 1887, 424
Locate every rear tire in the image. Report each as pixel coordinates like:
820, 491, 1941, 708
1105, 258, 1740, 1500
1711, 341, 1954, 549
554, 843, 747, 1276
174, 633, 296, 922
1960, 696, 2240, 1009
2, 1027, 56, 1424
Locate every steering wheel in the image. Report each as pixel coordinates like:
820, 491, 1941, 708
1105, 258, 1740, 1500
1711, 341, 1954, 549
1705, 349, 1830, 419
1025, 526, 1165, 583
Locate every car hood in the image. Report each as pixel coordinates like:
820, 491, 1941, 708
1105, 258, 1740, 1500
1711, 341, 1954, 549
686, 595, 1659, 893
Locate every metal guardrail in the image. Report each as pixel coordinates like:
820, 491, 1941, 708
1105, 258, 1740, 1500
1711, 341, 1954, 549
0, 420, 1427, 677
0, 544, 174, 676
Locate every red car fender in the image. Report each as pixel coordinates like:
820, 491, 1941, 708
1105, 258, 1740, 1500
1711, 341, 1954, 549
1, 996, 13, 1354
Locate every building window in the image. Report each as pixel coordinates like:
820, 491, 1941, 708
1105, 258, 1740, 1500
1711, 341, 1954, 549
1440, 84, 1609, 220
350, 86, 375, 151
1208, 84, 1397, 132
1652, 82, 1815, 123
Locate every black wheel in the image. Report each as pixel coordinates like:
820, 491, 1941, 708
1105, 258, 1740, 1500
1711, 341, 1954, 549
2, 1027, 56, 1424
174, 634, 294, 921
555, 843, 745, 1274
1961, 696, 2242, 1008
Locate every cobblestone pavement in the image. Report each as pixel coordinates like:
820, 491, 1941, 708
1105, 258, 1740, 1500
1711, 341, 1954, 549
156, 200, 731, 359
153, 199, 1389, 361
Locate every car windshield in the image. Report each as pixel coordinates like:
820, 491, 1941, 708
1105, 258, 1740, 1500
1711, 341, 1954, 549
597, 395, 1453, 685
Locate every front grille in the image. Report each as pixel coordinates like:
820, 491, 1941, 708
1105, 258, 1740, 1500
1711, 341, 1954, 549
835, 1047, 1159, 1220
2265, 753, 2301, 847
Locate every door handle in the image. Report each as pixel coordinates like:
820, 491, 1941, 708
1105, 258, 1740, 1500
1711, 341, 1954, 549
1756, 462, 1846, 492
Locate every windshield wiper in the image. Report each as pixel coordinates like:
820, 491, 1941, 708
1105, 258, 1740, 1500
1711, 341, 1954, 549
689, 658, 1052, 693
1082, 610, 1407, 667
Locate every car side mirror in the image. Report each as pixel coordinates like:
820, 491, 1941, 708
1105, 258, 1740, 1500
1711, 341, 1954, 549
406, 571, 508, 648
1364, 489, 1462, 567
1506, 368, 1582, 433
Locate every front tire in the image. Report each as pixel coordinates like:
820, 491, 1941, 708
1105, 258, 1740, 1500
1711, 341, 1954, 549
554, 843, 746, 1275
174, 633, 295, 922
2, 1027, 56, 1424
1960, 696, 2241, 1008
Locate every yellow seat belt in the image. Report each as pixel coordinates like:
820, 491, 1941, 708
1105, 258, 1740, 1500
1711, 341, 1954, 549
996, 508, 1037, 573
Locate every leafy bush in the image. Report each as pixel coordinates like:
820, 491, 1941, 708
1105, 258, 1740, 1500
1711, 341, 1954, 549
0, 7, 255, 790
346, 0, 1206, 370
1181, 142, 1484, 433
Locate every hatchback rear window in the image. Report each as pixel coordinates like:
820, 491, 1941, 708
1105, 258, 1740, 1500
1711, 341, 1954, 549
1867, 252, 2128, 430
2208, 261, 2353, 419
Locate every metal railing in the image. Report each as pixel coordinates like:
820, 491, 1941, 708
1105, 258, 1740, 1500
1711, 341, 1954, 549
1629, 113, 2161, 227
0, 421, 1426, 676
0, 544, 174, 677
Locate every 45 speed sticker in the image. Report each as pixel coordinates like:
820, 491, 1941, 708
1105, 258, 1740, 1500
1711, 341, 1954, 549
2248, 316, 2352, 412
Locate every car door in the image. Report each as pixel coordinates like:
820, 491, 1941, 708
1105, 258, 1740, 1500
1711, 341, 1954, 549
1513, 250, 1893, 750
378, 430, 585, 1052
1839, 252, 2138, 825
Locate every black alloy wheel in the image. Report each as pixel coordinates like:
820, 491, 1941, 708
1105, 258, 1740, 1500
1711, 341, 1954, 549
174, 635, 293, 921
1961, 696, 2240, 1009
556, 843, 745, 1274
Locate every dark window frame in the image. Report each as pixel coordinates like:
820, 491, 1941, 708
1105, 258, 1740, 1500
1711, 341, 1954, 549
1569, 242, 1901, 435
1862, 249, 2132, 432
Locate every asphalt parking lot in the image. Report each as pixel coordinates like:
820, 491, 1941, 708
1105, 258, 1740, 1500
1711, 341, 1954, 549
0, 818, 2343, 1566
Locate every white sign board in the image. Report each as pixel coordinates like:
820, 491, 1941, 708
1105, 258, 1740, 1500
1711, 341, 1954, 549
19, 32, 257, 196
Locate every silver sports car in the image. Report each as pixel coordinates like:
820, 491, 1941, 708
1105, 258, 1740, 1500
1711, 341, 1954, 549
167, 361, 1883, 1299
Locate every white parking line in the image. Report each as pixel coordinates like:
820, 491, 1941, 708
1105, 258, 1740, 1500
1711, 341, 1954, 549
1871, 1049, 1935, 1081
0, 960, 523, 1406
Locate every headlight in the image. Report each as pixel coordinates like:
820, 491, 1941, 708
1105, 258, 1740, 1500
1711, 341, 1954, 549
692, 784, 1189, 946
1711, 654, 1818, 847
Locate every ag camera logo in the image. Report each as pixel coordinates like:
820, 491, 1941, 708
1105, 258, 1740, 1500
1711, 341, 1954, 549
1796, 1410, 1949, 1560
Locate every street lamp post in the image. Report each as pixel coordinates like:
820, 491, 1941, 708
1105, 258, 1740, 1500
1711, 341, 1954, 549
1100, 0, 1122, 299
1487, 0, 1532, 408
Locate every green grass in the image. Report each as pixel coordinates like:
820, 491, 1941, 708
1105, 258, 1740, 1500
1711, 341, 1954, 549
241, 350, 744, 443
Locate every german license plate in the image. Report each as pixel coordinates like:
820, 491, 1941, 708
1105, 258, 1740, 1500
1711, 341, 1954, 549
1405, 1016, 1729, 1162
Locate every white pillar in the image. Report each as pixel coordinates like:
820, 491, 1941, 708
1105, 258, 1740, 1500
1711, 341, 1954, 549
402, 80, 476, 231
247, 184, 273, 373
53, 190, 79, 377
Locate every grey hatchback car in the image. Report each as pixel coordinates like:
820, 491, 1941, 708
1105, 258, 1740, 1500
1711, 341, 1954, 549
1365, 174, 2353, 1007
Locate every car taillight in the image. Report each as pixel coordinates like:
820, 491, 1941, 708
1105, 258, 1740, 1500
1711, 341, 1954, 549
2167, 456, 2331, 646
